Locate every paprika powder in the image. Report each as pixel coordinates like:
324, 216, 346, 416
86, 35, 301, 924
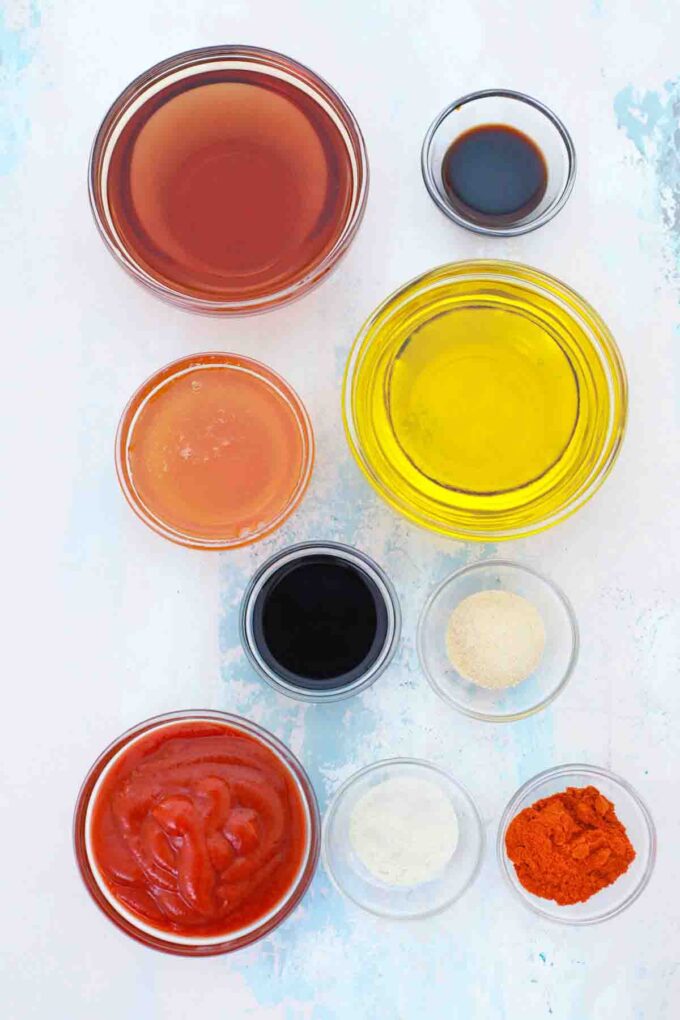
505, 785, 636, 905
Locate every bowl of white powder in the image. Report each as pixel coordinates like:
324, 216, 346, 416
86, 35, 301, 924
322, 758, 483, 918
418, 560, 578, 722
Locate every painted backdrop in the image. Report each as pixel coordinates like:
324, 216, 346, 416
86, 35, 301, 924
2, 1, 679, 1017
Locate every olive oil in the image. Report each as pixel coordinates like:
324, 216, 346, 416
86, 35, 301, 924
388, 305, 578, 494
344, 262, 627, 541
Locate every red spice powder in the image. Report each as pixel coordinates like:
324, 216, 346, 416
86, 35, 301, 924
505, 785, 636, 905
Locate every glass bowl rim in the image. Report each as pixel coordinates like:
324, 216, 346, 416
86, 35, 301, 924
73, 709, 321, 955
421, 88, 577, 237
321, 756, 484, 918
240, 540, 402, 703
417, 558, 579, 722
496, 762, 657, 925
115, 351, 315, 550
88, 43, 369, 314
342, 259, 628, 542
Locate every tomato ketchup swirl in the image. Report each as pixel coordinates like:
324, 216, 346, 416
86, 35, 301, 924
88, 721, 309, 938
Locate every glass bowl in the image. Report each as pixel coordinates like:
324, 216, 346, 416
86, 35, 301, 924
115, 352, 314, 550
422, 89, 576, 236
343, 260, 627, 542
89, 45, 368, 314
73, 711, 321, 955
418, 560, 578, 722
240, 541, 401, 703
497, 764, 656, 924
322, 758, 483, 918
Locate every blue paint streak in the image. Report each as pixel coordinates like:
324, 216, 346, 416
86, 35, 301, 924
614, 78, 680, 261
614, 84, 668, 157
615, 81, 680, 429
217, 371, 503, 1013
216, 390, 389, 1008
0, 2, 40, 175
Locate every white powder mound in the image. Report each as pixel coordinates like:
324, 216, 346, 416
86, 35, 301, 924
349, 776, 459, 887
445, 589, 545, 689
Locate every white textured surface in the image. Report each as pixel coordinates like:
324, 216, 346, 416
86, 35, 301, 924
2, 1, 679, 1017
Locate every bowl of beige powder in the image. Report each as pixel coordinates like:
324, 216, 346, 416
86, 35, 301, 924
418, 560, 578, 722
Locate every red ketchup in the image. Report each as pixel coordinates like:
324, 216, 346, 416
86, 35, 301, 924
88, 720, 309, 938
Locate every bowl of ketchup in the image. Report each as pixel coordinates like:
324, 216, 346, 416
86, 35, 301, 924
74, 711, 320, 955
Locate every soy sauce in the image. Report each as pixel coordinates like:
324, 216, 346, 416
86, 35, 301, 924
251, 554, 389, 691
442, 124, 547, 226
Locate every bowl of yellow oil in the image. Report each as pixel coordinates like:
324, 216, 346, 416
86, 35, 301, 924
343, 261, 627, 541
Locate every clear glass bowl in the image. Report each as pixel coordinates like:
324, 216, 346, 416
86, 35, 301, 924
422, 89, 576, 236
342, 260, 628, 542
240, 541, 401, 703
497, 764, 656, 925
115, 352, 314, 550
89, 45, 368, 314
73, 711, 321, 955
418, 560, 578, 722
322, 758, 483, 918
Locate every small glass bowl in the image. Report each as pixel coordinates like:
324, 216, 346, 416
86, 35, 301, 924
497, 764, 656, 924
115, 352, 314, 550
73, 710, 321, 955
240, 541, 401, 703
322, 758, 483, 918
421, 89, 576, 236
89, 45, 368, 314
418, 560, 578, 722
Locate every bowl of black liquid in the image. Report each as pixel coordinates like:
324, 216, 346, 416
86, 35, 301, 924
240, 541, 401, 702
421, 89, 576, 236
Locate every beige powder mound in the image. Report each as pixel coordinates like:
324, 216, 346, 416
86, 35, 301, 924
446, 589, 545, 689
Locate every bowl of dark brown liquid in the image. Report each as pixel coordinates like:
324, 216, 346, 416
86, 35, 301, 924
89, 46, 368, 313
240, 542, 401, 702
421, 89, 575, 236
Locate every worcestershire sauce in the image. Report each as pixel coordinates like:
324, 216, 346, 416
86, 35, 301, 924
442, 124, 547, 226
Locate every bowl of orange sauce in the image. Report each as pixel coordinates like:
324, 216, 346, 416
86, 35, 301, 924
115, 352, 314, 549
73, 711, 320, 954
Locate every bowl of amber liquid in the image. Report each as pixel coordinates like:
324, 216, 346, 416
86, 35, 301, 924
343, 261, 627, 541
89, 46, 368, 313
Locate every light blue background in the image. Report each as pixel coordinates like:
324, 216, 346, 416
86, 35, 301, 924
2, 1, 679, 1017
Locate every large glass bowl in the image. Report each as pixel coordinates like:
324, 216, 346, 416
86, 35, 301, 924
89, 45, 368, 314
343, 261, 627, 542
73, 711, 321, 955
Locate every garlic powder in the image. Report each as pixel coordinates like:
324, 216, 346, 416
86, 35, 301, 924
446, 589, 545, 689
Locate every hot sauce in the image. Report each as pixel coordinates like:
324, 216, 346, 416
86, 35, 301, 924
87, 720, 310, 939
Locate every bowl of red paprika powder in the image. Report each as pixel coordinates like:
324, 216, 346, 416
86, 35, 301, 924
497, 764, 656, 924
